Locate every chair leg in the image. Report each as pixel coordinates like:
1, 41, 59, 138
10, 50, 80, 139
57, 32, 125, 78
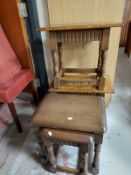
8, 102, 23, 133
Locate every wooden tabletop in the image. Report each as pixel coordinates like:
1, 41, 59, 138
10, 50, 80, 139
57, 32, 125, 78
31, 93, 106, 134
38, 23, 123, 32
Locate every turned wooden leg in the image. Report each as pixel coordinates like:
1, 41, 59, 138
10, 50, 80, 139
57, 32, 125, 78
8, 102, 23, 133
80, 145, 89, 175
88, 143, 94, 170
37, 136, 49, 165
92, 144, 101, 175
44, 140, 57, 173
83, 152, 88, 175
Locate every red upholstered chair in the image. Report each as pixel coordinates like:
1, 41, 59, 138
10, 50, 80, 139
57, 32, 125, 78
0, 25, 33, 133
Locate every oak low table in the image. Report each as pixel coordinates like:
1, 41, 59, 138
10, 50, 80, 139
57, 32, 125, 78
31, 92, 106, 175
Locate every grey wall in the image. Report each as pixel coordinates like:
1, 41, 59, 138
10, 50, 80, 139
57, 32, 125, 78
36, 0, 53, 85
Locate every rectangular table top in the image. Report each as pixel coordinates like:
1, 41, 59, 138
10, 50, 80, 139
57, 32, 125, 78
31, 93, 106, 134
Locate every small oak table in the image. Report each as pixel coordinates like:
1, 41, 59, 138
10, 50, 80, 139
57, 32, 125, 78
31, 92, 106, 175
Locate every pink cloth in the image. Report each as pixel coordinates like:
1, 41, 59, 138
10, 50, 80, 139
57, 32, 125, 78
0, 25, 22, 84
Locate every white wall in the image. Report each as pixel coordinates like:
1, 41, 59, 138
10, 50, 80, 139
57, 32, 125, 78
35, 0, 53, 85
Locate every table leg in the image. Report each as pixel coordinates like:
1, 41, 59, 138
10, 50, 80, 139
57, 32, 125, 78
44, 140, 57, 173
80, 145, 89, 175
92, 143, 101, 175
88, 143, 94, 170
37, 136, 49, 165
83, 152, 88, 175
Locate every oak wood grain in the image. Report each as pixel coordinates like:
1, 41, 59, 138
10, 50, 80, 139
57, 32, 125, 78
31, 93, 106, 134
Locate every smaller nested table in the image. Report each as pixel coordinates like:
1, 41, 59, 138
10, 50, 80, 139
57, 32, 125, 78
31, 92, 106, 175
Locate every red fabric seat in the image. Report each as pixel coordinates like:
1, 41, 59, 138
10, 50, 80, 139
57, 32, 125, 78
0, 69, 33, 103
0, 25, 34, 133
